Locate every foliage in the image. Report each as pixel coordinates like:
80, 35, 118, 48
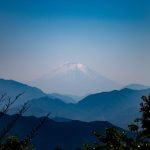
0, 136, 33, 150
0, 93, 49, 150
83, 94, 150, 150
1, 92, 150, 150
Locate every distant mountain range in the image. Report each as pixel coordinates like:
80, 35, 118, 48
0, 79, 45, 106
0, 79, 80, 105
19, 88, 150, 128
1, 78, 150, 128
77, 88, 150, 128
47, 93, 80, 103
29, 62, 120, 95
0, 114, 119, 150
124, 83, 150, 90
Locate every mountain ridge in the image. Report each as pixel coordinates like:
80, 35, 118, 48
0, 79, 80, 105
11, 87, 150, 128
1, 78, 150, 128
0, 78, 45, 106
124, 83, 150, 90
0, 114, 119, 150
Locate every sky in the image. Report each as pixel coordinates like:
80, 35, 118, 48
0, 0, 150, 86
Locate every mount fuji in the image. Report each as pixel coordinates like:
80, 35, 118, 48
30, 63, 120, 95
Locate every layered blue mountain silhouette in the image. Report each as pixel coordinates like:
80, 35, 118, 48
0, 79, 79, 104
0, 114, 118, 150
23, 88, 150, 128
1, 78, 150, 128
47, 93, 79, 103
0, 79, 45, 106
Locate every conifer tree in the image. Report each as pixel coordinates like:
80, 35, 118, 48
83, 94, 150, 150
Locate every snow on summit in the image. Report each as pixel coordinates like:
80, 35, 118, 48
53, 63, 91, 75
30, 62, 120, 95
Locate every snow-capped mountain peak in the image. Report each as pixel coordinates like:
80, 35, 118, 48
55, 62, 90, 75
30, 62, 120, 95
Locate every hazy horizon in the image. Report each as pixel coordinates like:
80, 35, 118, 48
0, 0, 150, 88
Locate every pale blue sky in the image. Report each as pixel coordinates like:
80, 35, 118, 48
0, 0, 150, 85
